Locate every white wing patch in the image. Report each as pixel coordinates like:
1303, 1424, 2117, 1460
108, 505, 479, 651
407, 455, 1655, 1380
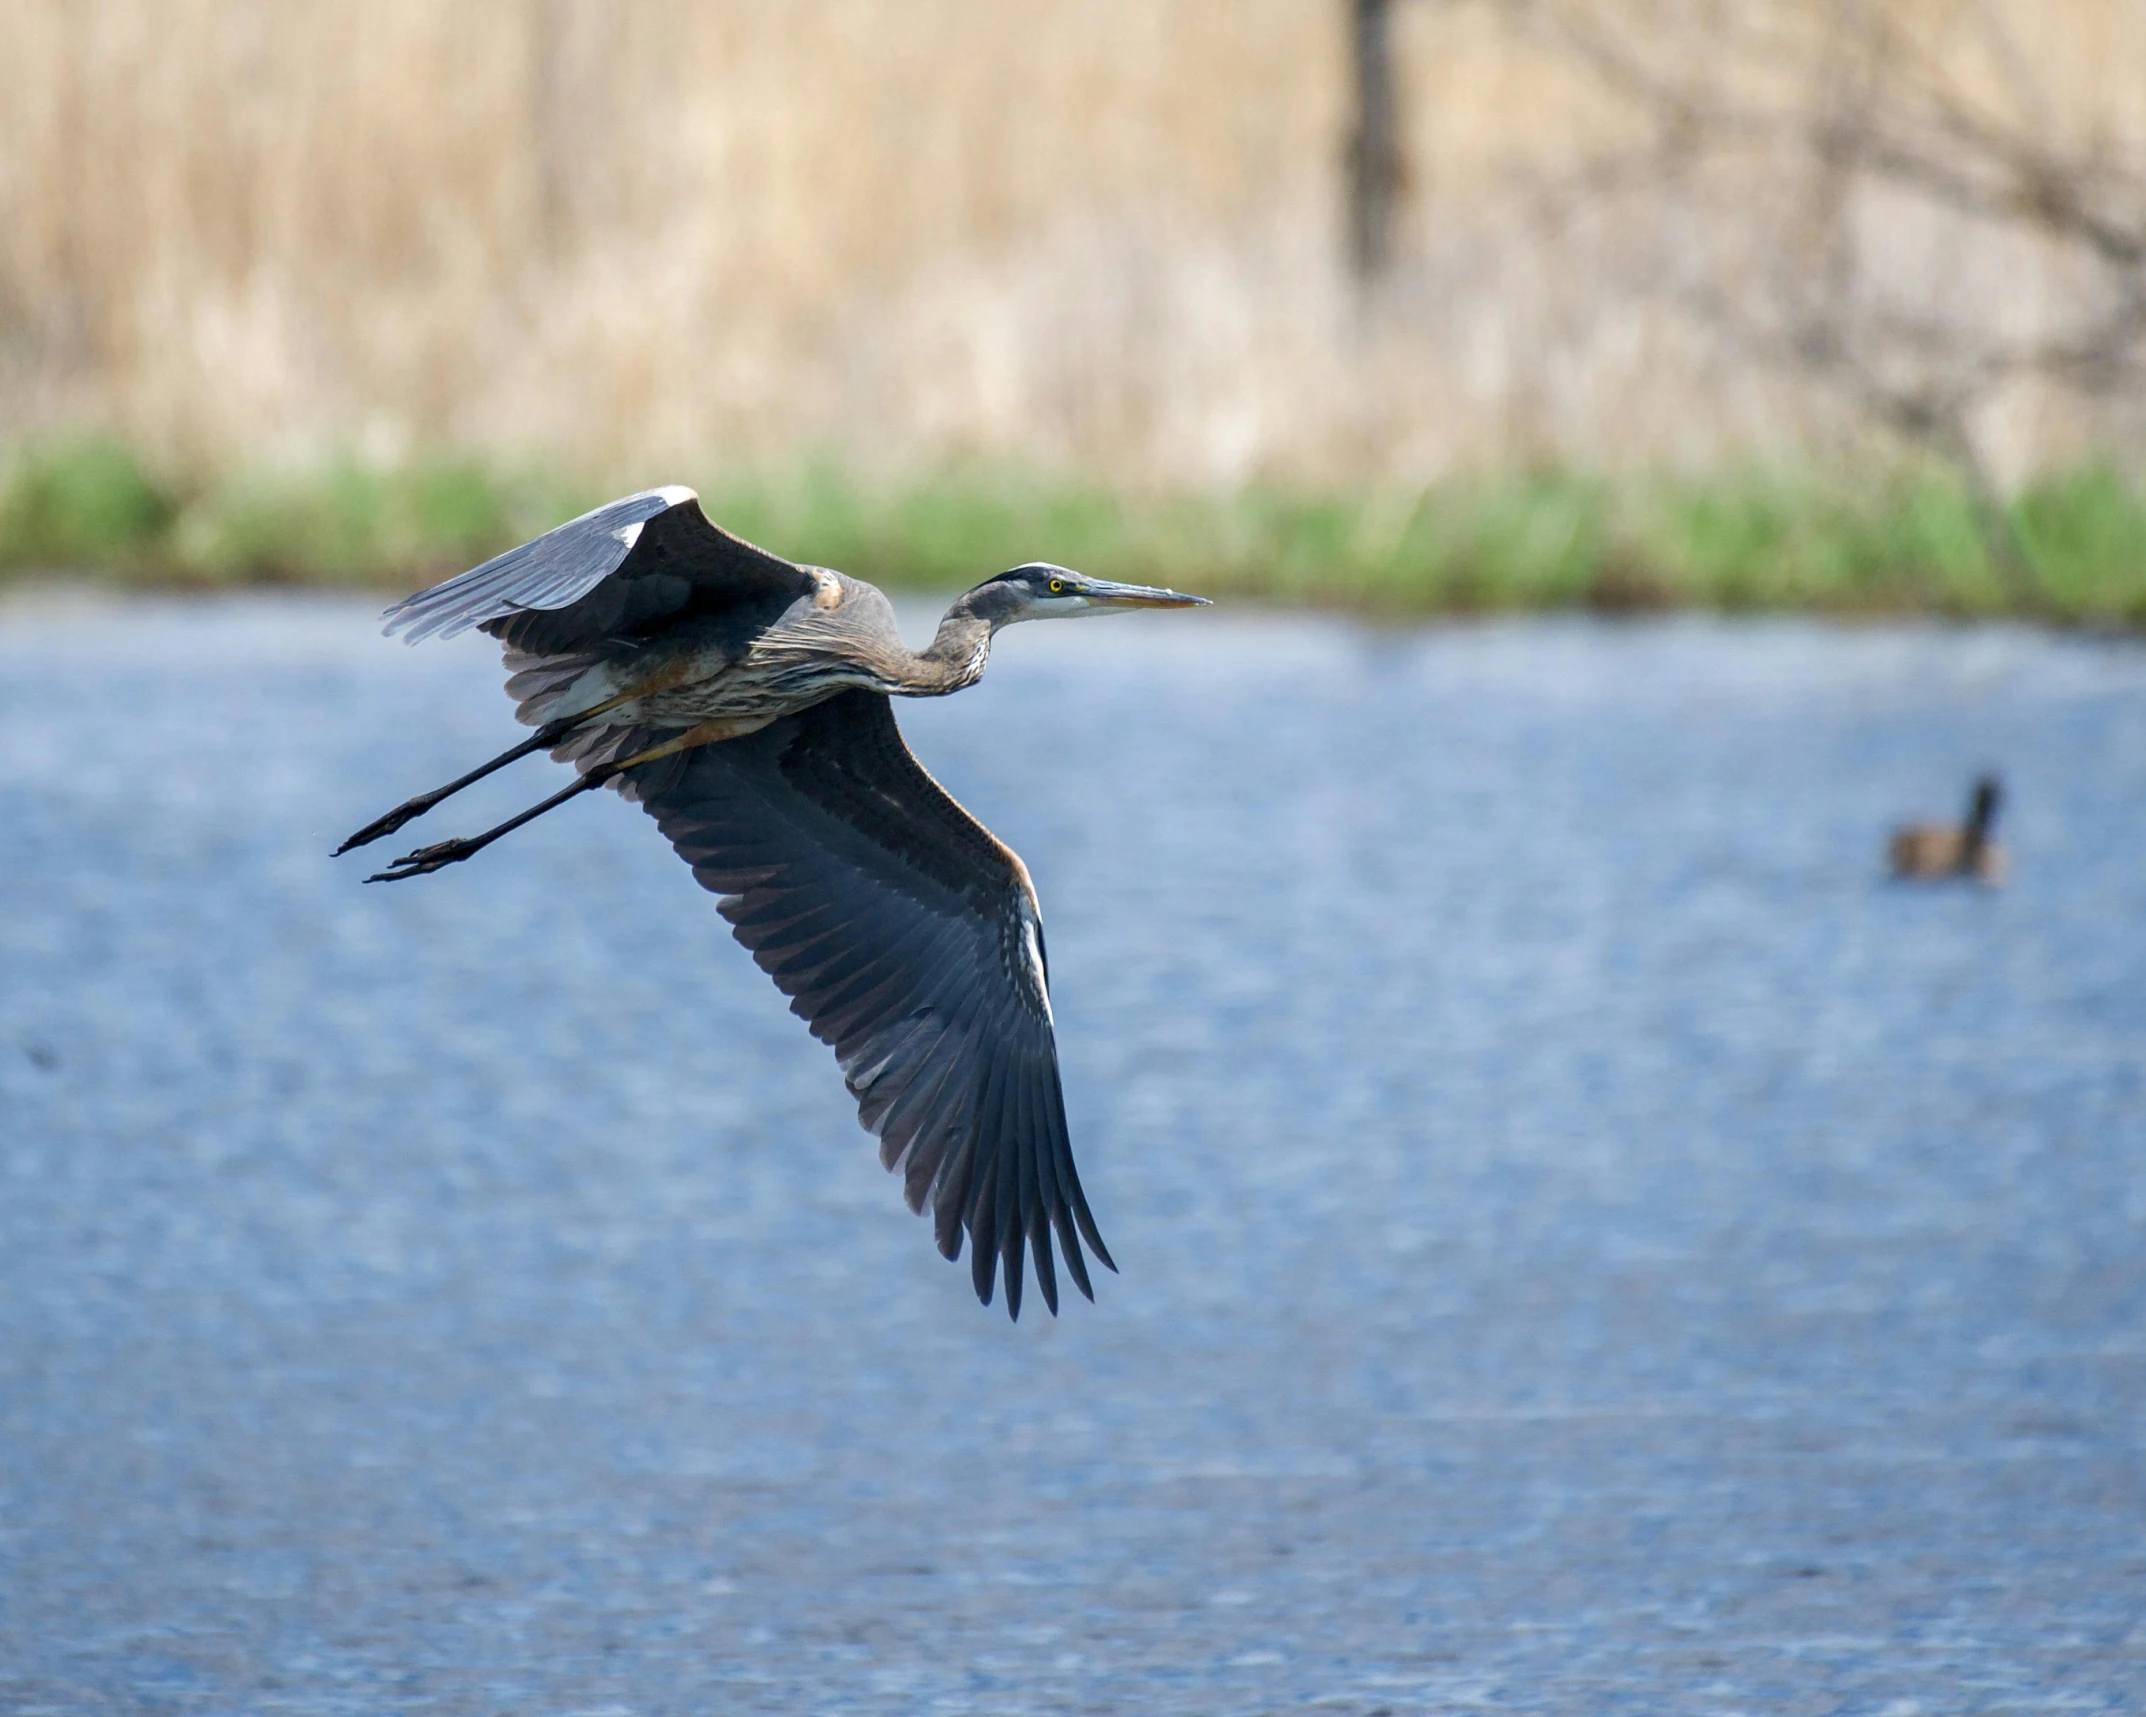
614, 484, 700, 552
612, 485, 697, 553
1016, 895, 1053, 1025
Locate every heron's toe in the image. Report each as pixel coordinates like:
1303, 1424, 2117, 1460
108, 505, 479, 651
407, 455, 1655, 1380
364, 836, 474, 883
336, 800, 436, 855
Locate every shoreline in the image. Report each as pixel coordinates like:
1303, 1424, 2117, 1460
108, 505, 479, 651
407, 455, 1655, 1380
5, 444, 2144, 629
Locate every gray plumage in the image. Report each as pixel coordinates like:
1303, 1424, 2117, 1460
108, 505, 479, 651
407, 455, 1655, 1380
382, 485, 812, 652
631, 690, 1102, 1315
343, 485, 1208, 1318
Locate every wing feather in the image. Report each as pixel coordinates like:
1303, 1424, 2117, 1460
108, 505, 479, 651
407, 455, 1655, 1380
968, 1142, 1003, 1306
627, 689, 1110, 1316
1013, 1064, 1055, 1315
381, 487, 815, 653
990, 1053, 1025, 1315
884, 1033, 972, 1197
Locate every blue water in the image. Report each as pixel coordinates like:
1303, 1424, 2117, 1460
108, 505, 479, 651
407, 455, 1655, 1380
1, 596, 2142, 1713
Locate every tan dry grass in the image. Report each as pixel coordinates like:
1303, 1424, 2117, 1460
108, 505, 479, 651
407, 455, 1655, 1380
1, 0, 2142, 486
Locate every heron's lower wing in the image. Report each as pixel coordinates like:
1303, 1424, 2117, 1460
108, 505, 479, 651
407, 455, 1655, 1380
381, 488, 815, 653
626, 689, 1112, 1318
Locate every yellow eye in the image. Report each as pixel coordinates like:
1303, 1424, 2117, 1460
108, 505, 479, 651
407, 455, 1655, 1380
1048, 578, 1065, 594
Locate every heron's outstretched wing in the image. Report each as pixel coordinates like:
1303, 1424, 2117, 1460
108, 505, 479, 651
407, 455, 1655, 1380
624, 688, 1113, 1319
381, 486, 816, 653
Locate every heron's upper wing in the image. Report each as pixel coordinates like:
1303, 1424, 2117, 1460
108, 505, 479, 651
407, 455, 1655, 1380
623, 688, 1112, 1319
381, 487, 816, 652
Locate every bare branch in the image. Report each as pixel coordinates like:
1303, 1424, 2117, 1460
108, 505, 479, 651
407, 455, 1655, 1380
1496, 0, 2146, 590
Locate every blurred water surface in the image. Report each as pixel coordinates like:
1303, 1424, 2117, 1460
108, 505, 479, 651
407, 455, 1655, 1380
1, 596, 2142, 1714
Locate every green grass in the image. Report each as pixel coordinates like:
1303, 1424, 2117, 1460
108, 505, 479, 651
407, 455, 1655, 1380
0, 439, 178, 570
6, 440, 2146, 626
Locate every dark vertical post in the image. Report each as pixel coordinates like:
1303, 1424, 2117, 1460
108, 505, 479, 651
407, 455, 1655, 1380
1347, 0, 1402, 282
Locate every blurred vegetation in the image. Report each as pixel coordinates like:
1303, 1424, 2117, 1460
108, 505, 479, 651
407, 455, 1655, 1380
3, 439, 2144, 626
0, 440, 179, 570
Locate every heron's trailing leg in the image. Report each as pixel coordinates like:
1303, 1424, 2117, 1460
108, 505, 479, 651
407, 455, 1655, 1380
336, 688, 667, 855
365, 718, 768, 883
336, 721, 573, 854
365, 772, 606, 881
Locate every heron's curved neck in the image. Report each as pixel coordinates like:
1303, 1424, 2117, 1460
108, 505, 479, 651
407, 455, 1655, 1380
908, 609, 996, 695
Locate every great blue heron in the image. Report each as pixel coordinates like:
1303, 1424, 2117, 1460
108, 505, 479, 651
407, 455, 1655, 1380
337, 485, 1208, 1318
1888, 774, 2008, 884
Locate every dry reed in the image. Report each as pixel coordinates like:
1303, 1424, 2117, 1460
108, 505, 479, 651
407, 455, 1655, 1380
2, 0, 2143, 489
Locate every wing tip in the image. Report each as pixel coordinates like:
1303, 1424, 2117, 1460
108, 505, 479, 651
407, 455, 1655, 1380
379, 608, 460, 645
374, 484, 700, 645
959, 1215, 1097, 1319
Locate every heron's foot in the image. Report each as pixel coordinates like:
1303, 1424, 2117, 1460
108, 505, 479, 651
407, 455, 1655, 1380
335, 795, 441, 856
365, 834, 484, 883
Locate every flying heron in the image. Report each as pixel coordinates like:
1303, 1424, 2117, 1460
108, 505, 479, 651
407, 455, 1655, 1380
337, 486, 1208, 1318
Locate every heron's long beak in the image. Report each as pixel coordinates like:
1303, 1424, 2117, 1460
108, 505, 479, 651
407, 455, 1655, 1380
1080, 577, 1211, 610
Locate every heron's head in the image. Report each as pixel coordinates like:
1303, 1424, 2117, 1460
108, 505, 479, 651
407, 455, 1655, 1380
959, 563, 1210, 627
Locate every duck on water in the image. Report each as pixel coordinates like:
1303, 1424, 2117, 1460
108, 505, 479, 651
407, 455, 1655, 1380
1889, 774, 2008, 885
